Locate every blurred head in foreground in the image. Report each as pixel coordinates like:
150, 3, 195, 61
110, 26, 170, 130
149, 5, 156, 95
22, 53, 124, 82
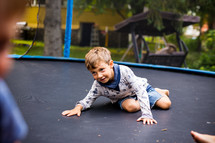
0, 0, 26, 77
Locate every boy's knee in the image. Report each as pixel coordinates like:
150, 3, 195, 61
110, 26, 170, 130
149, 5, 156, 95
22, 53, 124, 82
124, 102, 139, 112
161, 100, 171, 110
156, 97, 171, 110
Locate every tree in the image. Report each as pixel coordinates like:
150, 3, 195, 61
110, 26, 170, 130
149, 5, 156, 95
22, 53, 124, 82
187, 0, 215, 30
185, 0, 215, 51
74, 0, 214, 52
44, 0, 62, 57
41, 0, 213, 55
74, 0, 194, 32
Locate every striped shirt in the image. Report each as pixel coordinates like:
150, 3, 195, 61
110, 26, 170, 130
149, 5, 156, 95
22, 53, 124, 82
77, 64, 153, 119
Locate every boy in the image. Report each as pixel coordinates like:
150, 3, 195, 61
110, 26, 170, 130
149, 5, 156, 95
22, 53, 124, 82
0, 0, 28, 142
62, 47, 171, 125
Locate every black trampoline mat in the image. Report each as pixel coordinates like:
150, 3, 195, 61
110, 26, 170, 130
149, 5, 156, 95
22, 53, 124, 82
5, 60, 215, 143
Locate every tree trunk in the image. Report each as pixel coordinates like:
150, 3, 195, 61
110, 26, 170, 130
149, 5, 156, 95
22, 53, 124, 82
44, 0, 62, 57
208, 14, 215, 30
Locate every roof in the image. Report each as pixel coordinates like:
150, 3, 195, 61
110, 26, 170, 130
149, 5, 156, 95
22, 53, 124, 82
115, 11, 200, 36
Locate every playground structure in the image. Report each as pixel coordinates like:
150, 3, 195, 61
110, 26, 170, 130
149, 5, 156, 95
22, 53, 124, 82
115, 11, 200, 67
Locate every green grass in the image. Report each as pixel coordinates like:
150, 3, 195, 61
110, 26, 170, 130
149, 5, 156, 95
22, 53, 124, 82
70, 46, 135, 62
11, 40, 214, 71
11, 40, 44, 55
11, 40, 135, 62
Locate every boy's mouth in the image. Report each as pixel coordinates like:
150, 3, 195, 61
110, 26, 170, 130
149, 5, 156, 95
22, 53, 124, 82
99, 77, 107, 82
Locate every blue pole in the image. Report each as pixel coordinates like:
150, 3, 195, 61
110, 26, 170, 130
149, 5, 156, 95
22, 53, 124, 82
64, 0, 73, 57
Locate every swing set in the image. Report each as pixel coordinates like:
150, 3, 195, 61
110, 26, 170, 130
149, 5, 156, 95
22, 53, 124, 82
115, 11, 200, 67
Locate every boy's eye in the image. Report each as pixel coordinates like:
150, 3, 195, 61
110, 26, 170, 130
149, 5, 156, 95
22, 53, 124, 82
100, 68, 104, 72
91, 72, 96, 75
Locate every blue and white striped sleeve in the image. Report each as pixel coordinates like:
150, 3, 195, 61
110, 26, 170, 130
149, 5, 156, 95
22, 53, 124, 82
121, 66, 153, 119
76, 81, 100, 110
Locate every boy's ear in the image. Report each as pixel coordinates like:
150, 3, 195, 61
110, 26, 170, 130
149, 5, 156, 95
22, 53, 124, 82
109, 60, 114, 68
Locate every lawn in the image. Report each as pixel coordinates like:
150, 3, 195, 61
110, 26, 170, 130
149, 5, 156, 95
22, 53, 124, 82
11, 39, 209, 71
11, 40, 135, 62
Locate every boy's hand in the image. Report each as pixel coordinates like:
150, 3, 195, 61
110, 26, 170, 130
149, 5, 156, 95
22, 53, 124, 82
137, 117, 157, 125
62, 105, 83, 117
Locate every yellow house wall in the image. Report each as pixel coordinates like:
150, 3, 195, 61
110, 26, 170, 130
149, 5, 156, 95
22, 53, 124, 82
22, 7, 124, 31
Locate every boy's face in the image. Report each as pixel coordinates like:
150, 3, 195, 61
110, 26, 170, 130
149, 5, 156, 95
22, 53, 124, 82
89, 60, 114, 84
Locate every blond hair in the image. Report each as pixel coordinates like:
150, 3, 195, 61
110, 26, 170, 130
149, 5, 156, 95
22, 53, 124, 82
85, 47, 112, 70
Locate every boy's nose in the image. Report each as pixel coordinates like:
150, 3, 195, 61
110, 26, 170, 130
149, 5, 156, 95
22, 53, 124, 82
98, 72, 102, 78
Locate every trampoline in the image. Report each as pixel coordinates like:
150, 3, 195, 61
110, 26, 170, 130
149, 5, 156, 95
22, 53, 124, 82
5, 56, 215, 143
